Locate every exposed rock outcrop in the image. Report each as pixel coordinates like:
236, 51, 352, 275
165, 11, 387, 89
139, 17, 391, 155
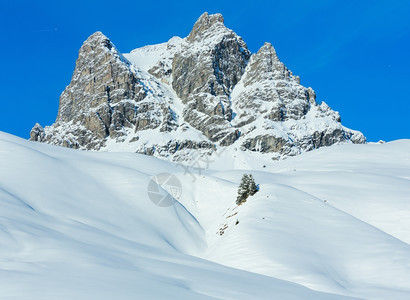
33, 32, 177, 150
172, 12, 251, 145
30, 123, 45, 142
231, 42, 365, 156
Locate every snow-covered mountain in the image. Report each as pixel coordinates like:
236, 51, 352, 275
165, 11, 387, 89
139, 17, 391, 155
30, 12, 364, 161
1, 131, 410, 299
12, 12, 410, 300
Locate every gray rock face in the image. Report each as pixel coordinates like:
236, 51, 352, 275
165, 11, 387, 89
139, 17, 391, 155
31, 12, 365, 161
34, 31, 176, 150
233, 43, 313, 124
242, 135, 287, 153
29, 123, 45, 142
56, 32, 145, 123
172, 12, 251, 145
136, 139, 216, 160
173, 13, 250, 99
231, 42, 365, 155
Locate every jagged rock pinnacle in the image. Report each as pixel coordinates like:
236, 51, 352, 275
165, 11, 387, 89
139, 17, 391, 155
79, 31, 116, 54
242, 42, 290, 87
37, 31, 178, 149
56, 31, 138, 124
258, 42, 279, 60
187, 12, 226, 42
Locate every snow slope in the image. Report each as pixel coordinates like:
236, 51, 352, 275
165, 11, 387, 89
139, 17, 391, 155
1, 131, 409, 299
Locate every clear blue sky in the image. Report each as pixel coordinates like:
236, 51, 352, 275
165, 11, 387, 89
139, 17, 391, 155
1, 0, 409, 142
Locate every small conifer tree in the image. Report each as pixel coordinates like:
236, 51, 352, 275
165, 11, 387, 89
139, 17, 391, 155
236, 174, 259, 205
248, 174, 258, 196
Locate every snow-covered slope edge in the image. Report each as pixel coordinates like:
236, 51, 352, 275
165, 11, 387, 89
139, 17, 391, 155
2, 131, 409, 299
0, 131, 354, 300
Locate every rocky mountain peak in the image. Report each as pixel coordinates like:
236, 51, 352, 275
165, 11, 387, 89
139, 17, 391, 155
75, 31, 128, 66
30, 13, 365, 160
242, 42, 295, 87
56, 30, 132, 121
35, 29, 178, 150
257, 42, 279, 61
83, 31, 111, 49
186, 12, 225, 42
171, 13, 252, 146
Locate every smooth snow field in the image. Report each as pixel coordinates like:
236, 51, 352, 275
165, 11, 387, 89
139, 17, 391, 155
1, 131, 409, 299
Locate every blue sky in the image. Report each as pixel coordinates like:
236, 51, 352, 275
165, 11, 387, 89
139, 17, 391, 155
1, 0, 409, 142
